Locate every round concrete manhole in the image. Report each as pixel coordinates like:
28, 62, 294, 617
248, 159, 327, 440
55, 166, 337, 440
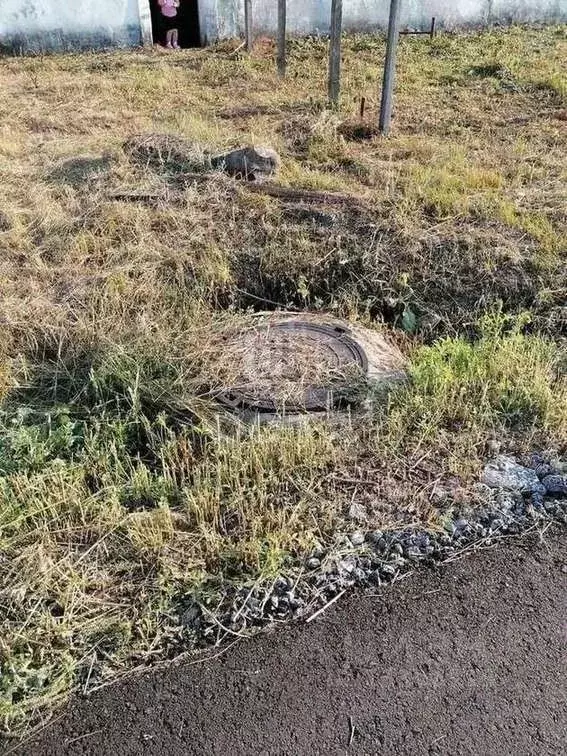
219, 321, 369, 415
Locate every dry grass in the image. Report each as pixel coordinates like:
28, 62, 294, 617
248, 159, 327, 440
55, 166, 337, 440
0, 26, 566, 736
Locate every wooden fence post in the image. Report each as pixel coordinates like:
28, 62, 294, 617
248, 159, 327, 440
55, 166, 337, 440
328, 0, 343, 106
277, 0, 287, 77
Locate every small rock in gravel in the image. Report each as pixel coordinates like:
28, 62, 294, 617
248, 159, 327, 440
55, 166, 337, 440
348, 502, 368, 522
541, 475, 567, 496
306, 557, 321, 570
366, 530, 384, 544
533, 463, 554, 479
481, 456, 545, 494
339, 557, 357, 574
274, 577, 291, 593
374, 537, 387, 553
180, 602, 202, 630
380, 564, 397, 578
368, 569, 382, 585
454, 518, 469, 532
349, 531, 366, 547
405, 547, 423, 560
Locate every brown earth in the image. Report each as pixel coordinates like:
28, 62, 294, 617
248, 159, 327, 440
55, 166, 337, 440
9, 529, 567, 756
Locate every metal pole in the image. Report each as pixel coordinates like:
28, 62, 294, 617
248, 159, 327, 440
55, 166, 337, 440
244, 0, 253, 51
328, 0, 343, 106
277, 0, 287, 77
379, 0, 402, 136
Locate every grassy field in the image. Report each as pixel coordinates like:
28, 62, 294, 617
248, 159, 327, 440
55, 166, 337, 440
0, 26, 566, 735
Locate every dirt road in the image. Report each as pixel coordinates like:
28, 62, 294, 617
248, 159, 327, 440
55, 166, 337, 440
14, 529, 567, 756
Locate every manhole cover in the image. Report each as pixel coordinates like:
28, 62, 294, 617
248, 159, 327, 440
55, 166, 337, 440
219, 321, 368, 415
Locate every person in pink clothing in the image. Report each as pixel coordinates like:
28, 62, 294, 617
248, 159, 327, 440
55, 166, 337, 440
158, 0, 180, 49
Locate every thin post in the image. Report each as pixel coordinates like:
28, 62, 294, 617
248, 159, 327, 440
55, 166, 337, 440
430, 16, 436, 39
328, 0, 343, 106
379, 0, 402, 136
244, 0, 253, 51
277, 0, 287, 77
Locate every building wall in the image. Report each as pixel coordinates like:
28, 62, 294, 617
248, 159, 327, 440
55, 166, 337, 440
200, 0, 566, 41
0, 0, 150, 53
0, 0, 565, 53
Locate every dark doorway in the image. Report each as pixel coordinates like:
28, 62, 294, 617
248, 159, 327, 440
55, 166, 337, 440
150, 1, 201, 48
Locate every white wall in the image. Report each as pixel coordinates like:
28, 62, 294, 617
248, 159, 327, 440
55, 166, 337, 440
0, 0, 148, 52
199, 0, 566, 41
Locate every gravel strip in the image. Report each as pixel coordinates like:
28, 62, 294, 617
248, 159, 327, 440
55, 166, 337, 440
180, 452, 567, 642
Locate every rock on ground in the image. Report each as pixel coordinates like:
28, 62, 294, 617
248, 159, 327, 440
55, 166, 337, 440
210, 145, 280, 181
481, 455, 545, 494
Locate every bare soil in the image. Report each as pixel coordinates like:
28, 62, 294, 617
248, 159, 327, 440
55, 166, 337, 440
13, 529, 567, 756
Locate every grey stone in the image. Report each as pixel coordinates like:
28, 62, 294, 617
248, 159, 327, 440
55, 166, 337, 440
454, 518, 469, 531
339, 557, 357, 574
391, 543, 403, 556
380, 564, 396, 578
274, 576, 291, 593
180, 602, 202, 629
349, 531, 366, 547
368, 569, 382, 585
534, 463, 554, 479
210, 145, 280, 182
306, 557, 321, 570
405, 546, 424, 560
375, 537, 387, 552
247, 597, 262, 615
481, 456, 544, 493
366, 530, 384, 544
541, 475, 567, 496
348, 502, 368, 522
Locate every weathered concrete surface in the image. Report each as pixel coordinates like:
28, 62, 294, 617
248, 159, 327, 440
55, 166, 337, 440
0, 0, 150, 53
0, 0, 565, 53
202, 0, 567, 41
